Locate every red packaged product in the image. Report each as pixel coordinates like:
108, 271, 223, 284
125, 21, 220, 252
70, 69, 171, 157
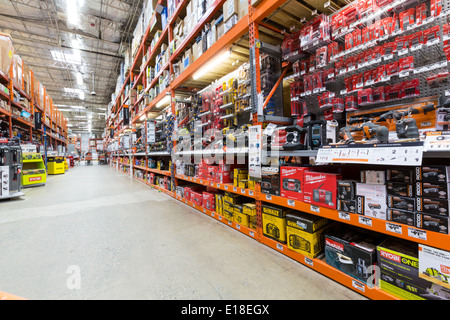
423, 26, 440, 44
331, 13, 345, 34
444, 24, 450, 44
191, 191, 203, 207
399, 56, 414, 72
415, 3, 427, 25
300, 59, 309, 74
332, 97, 344, 113
409, 31, 423, 48
382, 42, 397, 56
445, 45, 450, 61
328, 42, 340, 60
430, 0, 442, 17
403, 79, 420, 98
376, 0, 393, 8
395, 35, 409, 52
373, 46, 383, 60
353, 28, 362, 47
309, 53, 316, 71
343, 6, 359, 26
345, 76, 353, 93
358, 88, 373, 105
352, 73, 364, 89
385, 83, 404, 101
345, 96, 358, 111
202, 192, 216, 211
304, 74, 313, 93
364, 69, 374, 85
320, 91, 334, 109
303, 171, 342, 209
345, 32, 354, 50
399, 8, 415, 31
372, 86, 385, 103
374, 64, 386, 82
280, 166, 309, 201
335, 58, 344, 75
323, 68, 335, 83
386, 60, 399, 77
316, 46, 328, 68
362, 26, 372, 44
312, 71, 324, 90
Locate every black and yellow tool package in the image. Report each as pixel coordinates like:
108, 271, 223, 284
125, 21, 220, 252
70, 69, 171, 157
286, 211, 334, 259
262, 204, 288, 244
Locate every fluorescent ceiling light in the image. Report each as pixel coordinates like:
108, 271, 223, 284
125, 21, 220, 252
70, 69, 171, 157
66, 0, 81, 26
51, 50, 81, 65
64, 88, 85, 100
193, 50, 231, 80
76, 72, 83, 85
74, 115, 86, 118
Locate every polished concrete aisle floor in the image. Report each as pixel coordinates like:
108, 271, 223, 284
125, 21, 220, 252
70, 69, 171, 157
0, 164, 366, 300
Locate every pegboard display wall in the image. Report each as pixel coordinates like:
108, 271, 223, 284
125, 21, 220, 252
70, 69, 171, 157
283, 0, 450, 124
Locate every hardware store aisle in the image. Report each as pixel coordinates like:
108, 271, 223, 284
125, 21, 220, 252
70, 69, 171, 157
0, 165, 366, 300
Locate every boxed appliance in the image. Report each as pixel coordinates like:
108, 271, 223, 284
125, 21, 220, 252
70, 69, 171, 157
234, 204, 249, 227
416, 197, 450, 216
386, 181, 414, 198
415, 166, 450, 183
356, 183, 387, 220
361, 170, 385, 184
386, 167, 415, 183
261, 165, 280, 196
416, 181, 450, 199
387, 195, 415, 211
378, 237, 450, 300
324, 227, 385, 284
303, 171, 342, 209
202, 192, 216, 211
387, 208, 415, 226
262, 204, 288, 244
286, 211, 334, 259
415, 212, 449, 234
418, 244, 450, 292
280, 166, 309, 201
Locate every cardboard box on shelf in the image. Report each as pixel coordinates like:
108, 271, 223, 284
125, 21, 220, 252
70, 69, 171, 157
223, 0, 238, 22
378, 237, 450, 300
0, 33, 14, 76
280, 166, 309, 202
325, 227, 385, 284
262, 204, 288, 244
303, 171, 342, 209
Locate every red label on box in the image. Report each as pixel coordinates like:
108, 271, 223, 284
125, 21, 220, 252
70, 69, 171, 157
280, 167, 309, 201
303, 171, 341, 209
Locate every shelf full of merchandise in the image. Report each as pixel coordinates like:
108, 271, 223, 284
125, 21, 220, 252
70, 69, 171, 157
0, 38, 68, 151
103, 0, 416, 300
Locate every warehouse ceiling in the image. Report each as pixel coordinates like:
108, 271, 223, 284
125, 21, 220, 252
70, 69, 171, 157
0, 0, 144, 135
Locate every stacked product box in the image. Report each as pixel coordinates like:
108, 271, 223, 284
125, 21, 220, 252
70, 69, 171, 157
386, 167, 416, 227
356, 170, 387, 220
223, 192, 244, 222
377, 237, 450, 300
261, 165, 280, 196
303, 171, 342, 209
415, 166, 450, 234
280, 166, 309, 202
262, 204, 289, 244
286, 211, 335, 258
243, 203, 257, 230
324, 226, 386, 284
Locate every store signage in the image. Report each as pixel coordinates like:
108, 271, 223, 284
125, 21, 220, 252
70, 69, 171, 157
316, 142, 424, 166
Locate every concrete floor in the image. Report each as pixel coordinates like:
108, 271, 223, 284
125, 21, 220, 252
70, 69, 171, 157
0, 164, 366, 300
